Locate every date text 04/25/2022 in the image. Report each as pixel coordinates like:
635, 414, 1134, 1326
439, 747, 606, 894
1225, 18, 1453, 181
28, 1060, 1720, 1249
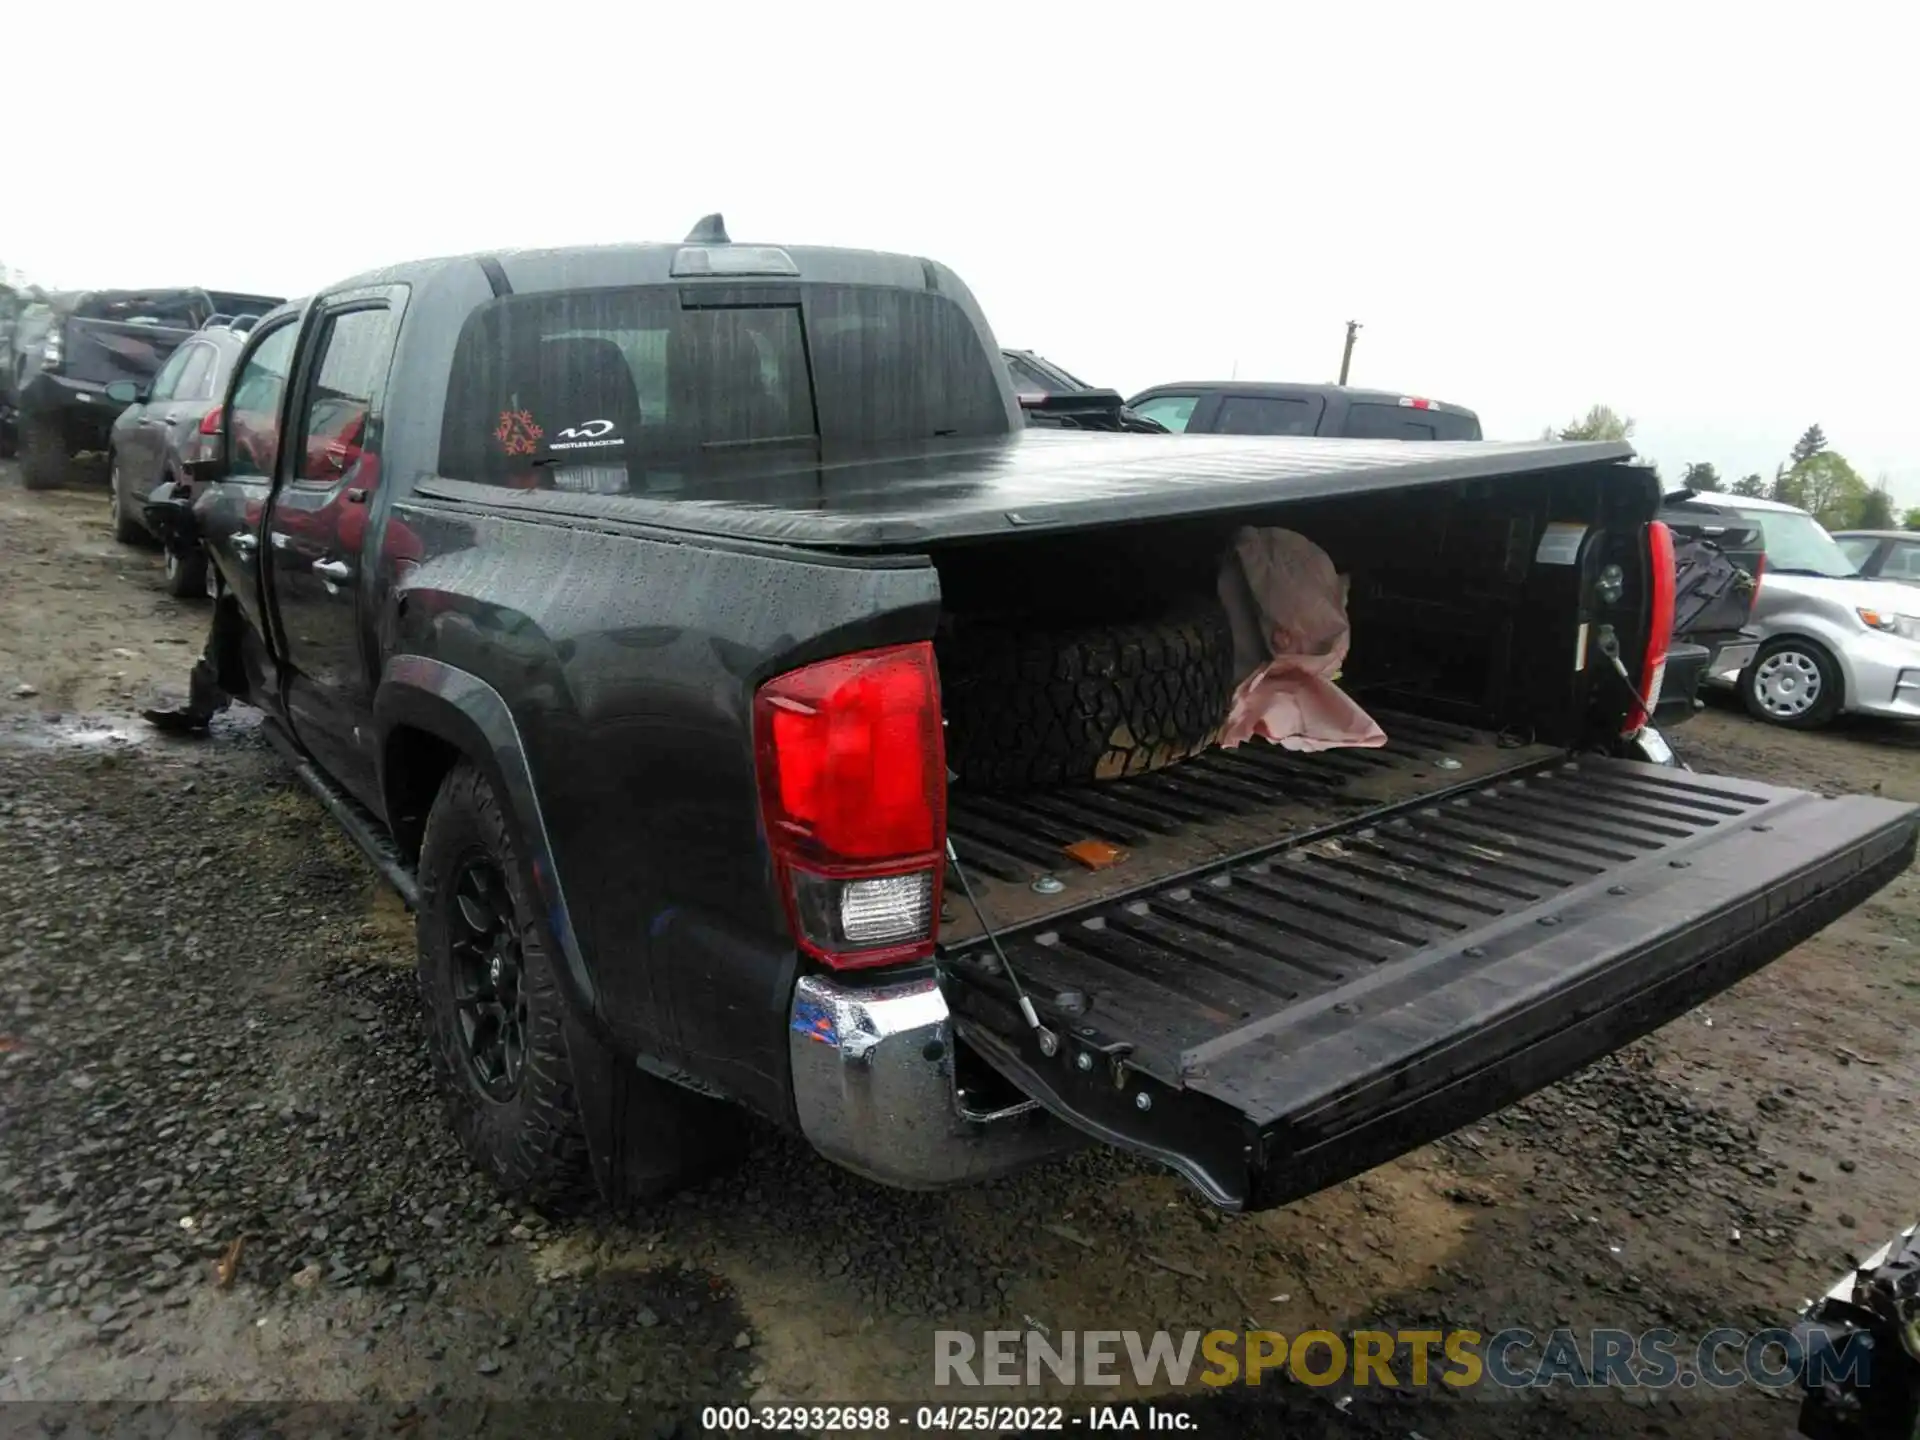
699, 1404, 1197, 1431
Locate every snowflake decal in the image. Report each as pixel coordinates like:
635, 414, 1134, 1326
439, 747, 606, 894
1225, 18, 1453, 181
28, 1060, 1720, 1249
494, 409, 543, 456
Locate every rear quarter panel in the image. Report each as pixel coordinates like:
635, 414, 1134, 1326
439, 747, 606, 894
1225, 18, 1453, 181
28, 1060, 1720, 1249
380, 499, 942, 1118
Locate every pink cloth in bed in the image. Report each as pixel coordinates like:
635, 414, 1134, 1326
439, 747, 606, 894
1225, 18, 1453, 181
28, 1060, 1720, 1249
1215, 526, 1387, 753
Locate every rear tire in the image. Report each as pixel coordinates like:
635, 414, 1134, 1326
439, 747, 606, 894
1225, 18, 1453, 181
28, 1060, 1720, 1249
1741, 637, 1842, 729
19, 419, 71, 491
163, 543, 210, 599
417, 761, 595, 1210
938, 593, 1239, 790
109, 459, 146, 544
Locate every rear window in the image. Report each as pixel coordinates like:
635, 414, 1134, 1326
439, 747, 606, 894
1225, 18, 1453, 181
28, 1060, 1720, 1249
440, 284, 1006, 491
1732, 507, 1859, 578
1341, 403, 1481, 441
1214, 395, 1320, 435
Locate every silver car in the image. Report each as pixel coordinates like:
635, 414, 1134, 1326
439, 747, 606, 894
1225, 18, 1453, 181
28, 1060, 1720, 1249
1704, 495, 1920, 728
104, 318, 259, 596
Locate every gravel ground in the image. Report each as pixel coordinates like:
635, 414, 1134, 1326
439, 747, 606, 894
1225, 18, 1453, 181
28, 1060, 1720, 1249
3, 464, 1918, 1439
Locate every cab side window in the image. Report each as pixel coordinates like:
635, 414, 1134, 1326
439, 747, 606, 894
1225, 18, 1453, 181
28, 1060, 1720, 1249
227, 322, 300, 480
294, 307, 396, 484
174, 343, 218, 403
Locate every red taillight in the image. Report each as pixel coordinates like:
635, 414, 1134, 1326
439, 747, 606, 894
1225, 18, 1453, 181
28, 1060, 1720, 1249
1625, 521, 1677, 734
198, 405, 224, 436
754, 643, 946, 968
1748, 552, 1766, 605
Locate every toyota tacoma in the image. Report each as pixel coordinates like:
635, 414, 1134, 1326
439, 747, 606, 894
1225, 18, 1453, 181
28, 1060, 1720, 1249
163, 218, 1920, 1212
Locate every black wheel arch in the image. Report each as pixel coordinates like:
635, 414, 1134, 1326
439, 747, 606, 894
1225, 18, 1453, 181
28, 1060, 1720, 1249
373, 658, 599, 1019
382, 672, 744, 1209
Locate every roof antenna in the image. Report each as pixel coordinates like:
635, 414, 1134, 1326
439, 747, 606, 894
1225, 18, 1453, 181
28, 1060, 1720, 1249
684, 213, 730, 244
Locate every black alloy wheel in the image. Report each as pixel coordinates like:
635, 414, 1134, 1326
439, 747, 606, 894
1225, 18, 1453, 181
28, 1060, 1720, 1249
445, 855, 531, 1102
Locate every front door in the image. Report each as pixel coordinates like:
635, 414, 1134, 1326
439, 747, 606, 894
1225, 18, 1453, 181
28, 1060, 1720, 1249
262, 297, 400, 811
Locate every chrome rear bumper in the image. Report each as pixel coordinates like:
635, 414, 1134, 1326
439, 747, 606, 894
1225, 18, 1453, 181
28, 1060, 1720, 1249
789, 972, 1080, 1190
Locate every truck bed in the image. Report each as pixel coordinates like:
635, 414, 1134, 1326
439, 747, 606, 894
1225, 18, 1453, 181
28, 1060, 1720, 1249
944, 711, 1562, 940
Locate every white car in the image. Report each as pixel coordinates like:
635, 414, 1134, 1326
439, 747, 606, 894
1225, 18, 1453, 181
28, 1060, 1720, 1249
1689, 494, 1920, 728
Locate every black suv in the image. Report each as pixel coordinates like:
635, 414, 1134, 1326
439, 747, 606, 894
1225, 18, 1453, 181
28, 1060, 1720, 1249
1125, 381, 1482, 441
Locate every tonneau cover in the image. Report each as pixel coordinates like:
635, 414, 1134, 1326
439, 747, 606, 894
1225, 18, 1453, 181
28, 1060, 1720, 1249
412, 433, 1637, 551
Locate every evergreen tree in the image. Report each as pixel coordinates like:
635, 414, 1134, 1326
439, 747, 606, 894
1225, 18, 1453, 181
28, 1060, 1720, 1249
1789, 425, 1829, 468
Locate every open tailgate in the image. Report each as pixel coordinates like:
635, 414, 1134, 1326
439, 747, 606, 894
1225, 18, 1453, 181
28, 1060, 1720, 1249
941, 758, 1918, 1210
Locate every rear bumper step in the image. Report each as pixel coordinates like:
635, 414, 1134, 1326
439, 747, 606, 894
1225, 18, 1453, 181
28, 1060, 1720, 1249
943, 758, 1918, 1210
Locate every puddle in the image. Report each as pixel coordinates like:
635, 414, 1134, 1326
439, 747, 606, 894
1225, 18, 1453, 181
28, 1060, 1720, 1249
0, 709, 261, 752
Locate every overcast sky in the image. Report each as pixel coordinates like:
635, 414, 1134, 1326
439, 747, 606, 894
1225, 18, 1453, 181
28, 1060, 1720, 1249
9, 2, 1915, 506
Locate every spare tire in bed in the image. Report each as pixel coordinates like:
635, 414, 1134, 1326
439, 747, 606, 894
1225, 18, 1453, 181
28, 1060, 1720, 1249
938, 594, 1239, 791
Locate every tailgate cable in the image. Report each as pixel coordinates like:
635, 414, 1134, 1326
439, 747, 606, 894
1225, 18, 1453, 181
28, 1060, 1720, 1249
945, 837, 1055, 1053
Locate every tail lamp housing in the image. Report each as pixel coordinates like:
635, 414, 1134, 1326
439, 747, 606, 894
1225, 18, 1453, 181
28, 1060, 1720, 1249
1623, 520, 1677, 735
754, 643, 947, 968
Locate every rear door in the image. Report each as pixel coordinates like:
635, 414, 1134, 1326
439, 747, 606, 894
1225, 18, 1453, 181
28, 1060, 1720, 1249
1336, 398, 1483, 441
943, 757, 1918, 1210
150, 342, 217, 478
1204, 392, 1324, 436
118, 342, 195, 489
262, 292, 402, 810
199, 316, 302, 634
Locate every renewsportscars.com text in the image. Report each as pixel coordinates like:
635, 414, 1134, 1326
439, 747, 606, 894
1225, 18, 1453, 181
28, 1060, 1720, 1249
934, 1325, 1870, 1392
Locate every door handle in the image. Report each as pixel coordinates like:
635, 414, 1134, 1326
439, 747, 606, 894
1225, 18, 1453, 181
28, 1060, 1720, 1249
312, 559, 353, 582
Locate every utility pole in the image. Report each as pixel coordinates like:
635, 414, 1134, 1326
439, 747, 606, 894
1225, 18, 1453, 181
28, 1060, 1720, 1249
1337, 320, 1362, 385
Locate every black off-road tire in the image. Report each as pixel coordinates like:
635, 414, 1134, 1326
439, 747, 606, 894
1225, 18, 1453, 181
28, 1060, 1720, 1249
163, 543, 210, 600
939, 594, 1239, 791
417, 761, 594, 1210
19, 419, 71, 491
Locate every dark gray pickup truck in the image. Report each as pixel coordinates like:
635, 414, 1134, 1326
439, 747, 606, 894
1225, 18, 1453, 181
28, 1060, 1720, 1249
168, 217, 1919, 1214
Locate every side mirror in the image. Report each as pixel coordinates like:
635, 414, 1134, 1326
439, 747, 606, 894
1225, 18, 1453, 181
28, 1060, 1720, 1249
105, 379, 142, 405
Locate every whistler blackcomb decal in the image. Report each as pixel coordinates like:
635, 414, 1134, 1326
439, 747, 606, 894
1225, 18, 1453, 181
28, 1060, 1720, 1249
551, 418, 624, 452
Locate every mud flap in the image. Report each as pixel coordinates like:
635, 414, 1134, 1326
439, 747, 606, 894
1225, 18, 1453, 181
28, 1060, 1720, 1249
942, 758, 1920, 1211
562, 1008, 746, 1207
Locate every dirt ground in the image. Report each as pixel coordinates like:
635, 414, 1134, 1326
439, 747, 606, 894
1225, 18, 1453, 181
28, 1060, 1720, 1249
3, 462, 1917, 1440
